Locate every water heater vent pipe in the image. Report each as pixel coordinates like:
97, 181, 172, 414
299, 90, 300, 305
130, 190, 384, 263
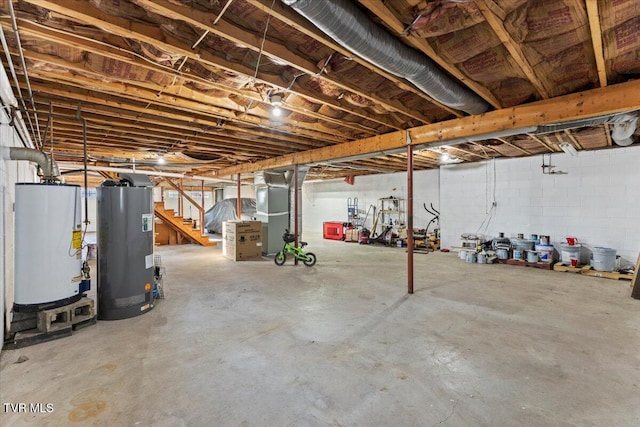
3, 146, 59, 180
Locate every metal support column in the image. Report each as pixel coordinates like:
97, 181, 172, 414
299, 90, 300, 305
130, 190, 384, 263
294, 165, 299, 266
236, 174, 242, 218
200, 180, 205, 232
407, 133, 414, 294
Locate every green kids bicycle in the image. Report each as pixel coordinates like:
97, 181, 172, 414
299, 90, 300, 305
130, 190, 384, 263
274, 229, 317, 267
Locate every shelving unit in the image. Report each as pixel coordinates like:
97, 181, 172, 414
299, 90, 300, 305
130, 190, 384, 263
372, 197, 404, 238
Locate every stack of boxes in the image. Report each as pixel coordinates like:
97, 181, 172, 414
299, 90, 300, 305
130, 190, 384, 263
222, 220, 263, 261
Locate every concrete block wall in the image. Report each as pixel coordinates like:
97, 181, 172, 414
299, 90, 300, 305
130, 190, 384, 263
1, 118, 37, 343
302, 169, 440, 234
440, 146, 640, 264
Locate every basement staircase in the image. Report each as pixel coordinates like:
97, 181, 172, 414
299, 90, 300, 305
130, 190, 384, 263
154, 202, 215, 247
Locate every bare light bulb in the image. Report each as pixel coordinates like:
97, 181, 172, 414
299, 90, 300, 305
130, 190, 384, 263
272, 106, 282, 117
157, 156, 166, 165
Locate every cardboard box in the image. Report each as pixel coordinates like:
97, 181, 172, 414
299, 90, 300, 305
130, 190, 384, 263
222, 221, 263, 261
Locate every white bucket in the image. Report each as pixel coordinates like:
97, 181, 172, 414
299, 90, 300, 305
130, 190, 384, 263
559, 243, 581, 265
466, 252, 477, 263
497, 248, 509, 259
535, 244, 554, 262
459, 250, 467, 260
527, 251, 539, 263
477, 253, 487, 264
513, 249, 523, 260
591, 247, 616, 272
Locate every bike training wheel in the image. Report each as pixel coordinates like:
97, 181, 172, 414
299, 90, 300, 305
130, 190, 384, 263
303, 252, 317, 267
274, 251, 287, 266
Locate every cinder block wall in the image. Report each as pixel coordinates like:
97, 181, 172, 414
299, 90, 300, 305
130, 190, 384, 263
439, 146, 640, 264
302, 169, 441, 232
1, 115, 37, 345
301, 147, 640, 265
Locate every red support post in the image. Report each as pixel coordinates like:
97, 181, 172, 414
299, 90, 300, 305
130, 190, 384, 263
236, 174, 242, 218
294, 165, 299, 266
407, 141, 414, 294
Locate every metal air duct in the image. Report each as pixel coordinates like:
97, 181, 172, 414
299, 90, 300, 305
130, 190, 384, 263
281, 0, 489, 115
610, 114, 638, 146
3, 147, 59, 179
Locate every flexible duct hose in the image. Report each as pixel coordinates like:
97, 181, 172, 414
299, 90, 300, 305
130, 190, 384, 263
282, 0, 489, 115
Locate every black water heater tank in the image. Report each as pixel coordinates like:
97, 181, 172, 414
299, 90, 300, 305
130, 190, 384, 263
97, 173, 154, 320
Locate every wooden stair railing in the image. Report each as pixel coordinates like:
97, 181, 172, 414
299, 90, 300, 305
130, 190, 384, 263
154, 202, 215, 247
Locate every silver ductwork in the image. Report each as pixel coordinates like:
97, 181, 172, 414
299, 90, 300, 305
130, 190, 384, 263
282, 0, 489, 115
3, 147, 60, 179
610, 114, 638, 146
536, 112, 638, 146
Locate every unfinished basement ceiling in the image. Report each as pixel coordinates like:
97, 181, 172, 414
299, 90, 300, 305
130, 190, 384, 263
0, 0, 639, 181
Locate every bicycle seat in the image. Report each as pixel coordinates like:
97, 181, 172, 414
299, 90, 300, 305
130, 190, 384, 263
300, 241, 308, 248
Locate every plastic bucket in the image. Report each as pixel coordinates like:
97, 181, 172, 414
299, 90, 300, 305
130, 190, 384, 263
535, 244, 554, 262
513, 249, 523, 260
477, 253, 487, 264
559, 243, 581, 265
466, 252, 477, 263
591, 247, 616, 272
459, 250, 467, 260
497, 248, 509, 259
527, 251, 539, 263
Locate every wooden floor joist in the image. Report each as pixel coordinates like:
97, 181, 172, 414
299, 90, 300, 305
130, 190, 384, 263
214, 79, 640, 177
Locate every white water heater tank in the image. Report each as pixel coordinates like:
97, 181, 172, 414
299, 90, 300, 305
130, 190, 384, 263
14, 183, 83, 306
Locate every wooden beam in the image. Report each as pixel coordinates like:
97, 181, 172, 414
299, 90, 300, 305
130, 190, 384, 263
24, 0, 432, 124
585, 0, 608, 87
494, 137, 532, 155
527, 134, 558, 152
563, 130, 584, 150
604, 123, 613, 146
161, 177, 204, 216
475, 0, 550, 99
31, 97, 323, 150
357, 0, 502, 109
25, 69, 348, 144
11, 38, 382, 137
214, 80, 640, 176
23, 82, 338, 153
5, 18, 402, 131
133, 0, 435, 123
408, 80, 640, 145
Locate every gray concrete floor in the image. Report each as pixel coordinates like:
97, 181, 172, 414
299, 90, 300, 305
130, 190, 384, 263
1, 235, 639, 426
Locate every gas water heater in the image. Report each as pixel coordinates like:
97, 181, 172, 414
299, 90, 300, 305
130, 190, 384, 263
97, 173, 154, 320
14, 183, 90, 311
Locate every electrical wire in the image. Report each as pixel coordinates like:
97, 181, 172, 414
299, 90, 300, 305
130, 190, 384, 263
476, 159, 497, 236
252, 0, 277, 84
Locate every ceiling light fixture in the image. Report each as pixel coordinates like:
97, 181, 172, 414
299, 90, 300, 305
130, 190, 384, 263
269, 92, 284, 118
157, 155, 166, 165
269, 93, 283, 107
558, 142, 578, 156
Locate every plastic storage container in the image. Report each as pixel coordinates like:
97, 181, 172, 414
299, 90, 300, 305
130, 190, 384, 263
559, 243, 581, 265
591, 247, 616, 272
535, 244, 554, 262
